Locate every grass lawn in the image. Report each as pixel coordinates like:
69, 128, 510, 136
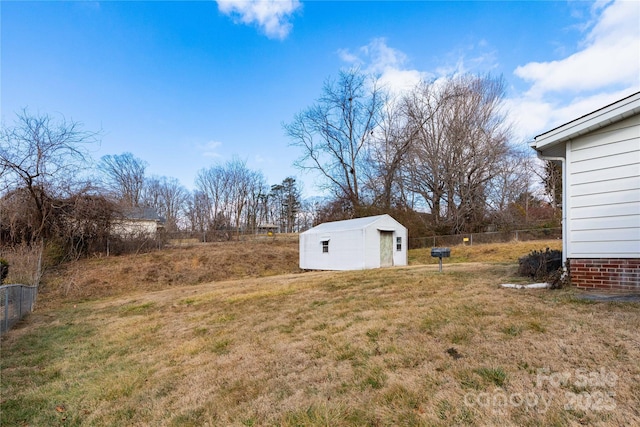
1, 239, 639, 426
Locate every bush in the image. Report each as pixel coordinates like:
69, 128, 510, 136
0, 258, 8, 284
518, 248, 563, 283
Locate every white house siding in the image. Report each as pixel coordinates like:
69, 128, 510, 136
111, 219, 160, 238
567, 114, 640, 259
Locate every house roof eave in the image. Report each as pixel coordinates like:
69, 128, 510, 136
531, 91, 640, 151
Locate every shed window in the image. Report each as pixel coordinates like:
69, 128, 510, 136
321, 240, 329, 253
396, 237, 402, 251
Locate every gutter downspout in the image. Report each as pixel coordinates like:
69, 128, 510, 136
534, 151, 568, 271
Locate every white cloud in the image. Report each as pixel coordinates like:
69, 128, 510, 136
434, 41, 498, 77
340, 38, 500, 97
503, 97, 554, 142
377, 68, 426, 97
216, 0, 301, 40
337, 48, 360, 64
338, 38, 428, 96
360, 38, 409, 75
200, 140, 224, 158
510, 0, 640, 141
551, 89, 636, 123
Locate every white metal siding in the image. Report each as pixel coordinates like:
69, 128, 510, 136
299, 229, 366, 270
299, 214, 408, 270
363, 226, 380, 269
567, 115, 640, 258
393, 227, 408, 267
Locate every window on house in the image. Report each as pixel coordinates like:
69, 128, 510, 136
396, 237, 402, 251
322, 240, 329, 253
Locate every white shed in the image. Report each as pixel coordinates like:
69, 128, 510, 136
531, 91, 640, 291
299, 214, 408, 271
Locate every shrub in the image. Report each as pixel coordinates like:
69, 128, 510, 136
518, 248, 563, 283
0, 258, 8, 284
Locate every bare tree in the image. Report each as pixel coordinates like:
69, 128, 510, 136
541, 160, 562, 221
97, 152, 147, 207
0, 109, 98, 243
143, 176, 190, 232
185, 190, 209, 234
282, 177, 302, 233
244, 171, 269, 235
404, 74, 512, 233
0, 188, 42, 244
225, 159, 266, 237
294, 197, 325, 231
269, 177, 302, 232
485, 145, 536, 228
365, 95, 413, 209
450, 76, 512, 232
284, 69, 384, 214
404, 80, 454, 226
195, 159, 266, 239
195, 163, 229, 231
55, 194, 116, 260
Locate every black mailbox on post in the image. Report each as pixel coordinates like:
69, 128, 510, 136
431, 247, 451, 258
431, 247, 451, 272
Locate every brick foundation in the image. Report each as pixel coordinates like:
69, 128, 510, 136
569, 258, 640, 291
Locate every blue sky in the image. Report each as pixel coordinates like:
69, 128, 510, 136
2, 0, 639, 197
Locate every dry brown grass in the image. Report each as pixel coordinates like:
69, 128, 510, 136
37, 238, 562, 306
2, 238, 638, 426
0, 244, 43, 286
409, 239, 563, 264
38, 237, 301, 306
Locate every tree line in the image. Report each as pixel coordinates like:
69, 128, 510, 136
1, 70, 560, 263
285, 70, 560, 236
0, 112, 307, 262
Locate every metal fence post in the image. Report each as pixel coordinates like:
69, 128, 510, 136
1, 284, 38, 334
18, 286, 22, 319
408, 227, 562, 253
4, 288, 8, 332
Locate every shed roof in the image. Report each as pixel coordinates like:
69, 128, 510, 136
302, 214, 400, 234
531, 91, 640, 151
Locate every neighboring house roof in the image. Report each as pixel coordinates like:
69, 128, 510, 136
258, 223, 279, 229
121, 207, 165, 223
532, 91, 640, 152
302, 214, 401, 234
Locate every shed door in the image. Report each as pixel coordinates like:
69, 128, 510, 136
380, 231, 393, 267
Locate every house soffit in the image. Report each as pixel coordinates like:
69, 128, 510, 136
532, 92, 640, 152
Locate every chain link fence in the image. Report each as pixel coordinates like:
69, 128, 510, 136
1, 284, 38, 334
409, 227, 562, 249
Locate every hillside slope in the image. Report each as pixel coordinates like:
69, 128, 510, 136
39, 238, 301, 306
38, 238, 562, 307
